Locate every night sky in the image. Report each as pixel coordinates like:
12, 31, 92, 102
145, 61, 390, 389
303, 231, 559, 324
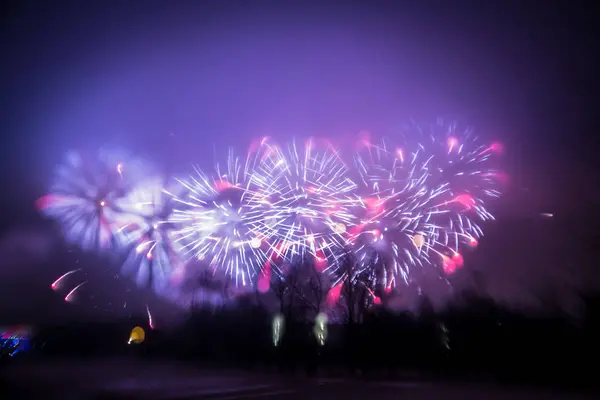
0, 1, 598, 323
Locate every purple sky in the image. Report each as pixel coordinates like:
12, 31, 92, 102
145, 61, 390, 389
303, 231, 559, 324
0, 1, 597, 322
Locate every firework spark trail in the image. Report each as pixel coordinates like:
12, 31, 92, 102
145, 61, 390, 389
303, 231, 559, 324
50, 269, 81, 290
146, 304, 154, 329
64, 281, 88, 302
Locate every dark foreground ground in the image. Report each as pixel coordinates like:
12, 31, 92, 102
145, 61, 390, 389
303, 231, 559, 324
1, 358, 596, 399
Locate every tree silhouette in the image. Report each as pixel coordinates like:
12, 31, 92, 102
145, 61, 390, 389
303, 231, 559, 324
287, 258, 331, 320
331, 247, 386, 325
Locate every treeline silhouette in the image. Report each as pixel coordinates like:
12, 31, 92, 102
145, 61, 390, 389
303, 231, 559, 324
25, 291, 600, 388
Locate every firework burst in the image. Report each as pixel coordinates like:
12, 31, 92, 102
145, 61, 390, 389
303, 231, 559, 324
168, 148, 273, 289
37, 148, 148, 250
249, 138, 359, 274
342, 120, 504, 290
111, 176, 185, 292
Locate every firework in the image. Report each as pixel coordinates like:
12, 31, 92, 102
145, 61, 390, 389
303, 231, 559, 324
40, 121, 504, 308
343, 120, 504, 290
248, 138, 359, 275
37, 148, 148, 250
168, 148, 273, 289
111, 176, 185, 292
49, 247, 171, 320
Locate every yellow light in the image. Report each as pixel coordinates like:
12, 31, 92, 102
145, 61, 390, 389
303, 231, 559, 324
128, 326, 145, 345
